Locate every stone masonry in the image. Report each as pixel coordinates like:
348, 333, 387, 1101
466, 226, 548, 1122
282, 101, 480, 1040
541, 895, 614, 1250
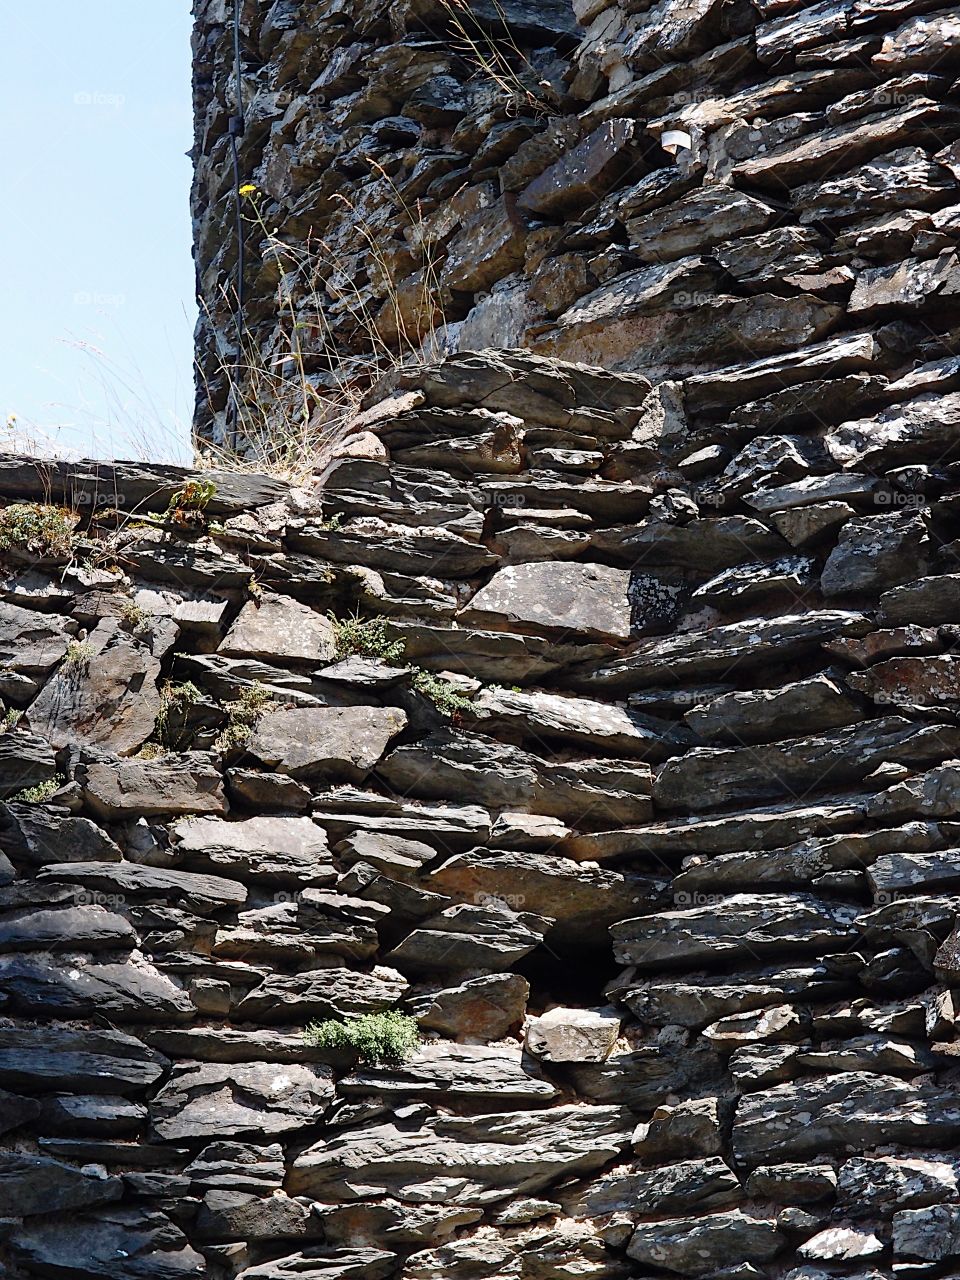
3, 0, 960, 1276
1, 344, 960, 1276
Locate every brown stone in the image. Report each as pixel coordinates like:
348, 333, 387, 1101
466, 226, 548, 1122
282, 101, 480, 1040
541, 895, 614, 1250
518, 119, 639, 217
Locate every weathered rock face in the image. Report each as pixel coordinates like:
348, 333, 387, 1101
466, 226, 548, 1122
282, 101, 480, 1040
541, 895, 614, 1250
6, 337, 960, 1275
191, 0, 960, 459
16, 0, 960, 1257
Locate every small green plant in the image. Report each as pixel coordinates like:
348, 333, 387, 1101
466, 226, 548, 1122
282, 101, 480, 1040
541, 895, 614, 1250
0, 707, 21, 733
304, 1012, 421, 1066
167, 479, 216, 514
329, 613, 474, 717
331, 613, 406, 665
166, 479, 217, 530
214, 681, 274, 755
119, 599, 151, 634
412, 670, 474, 718
0, 503, 78, 559
154, 680, 203, 746
11, 776, 63, 804
62, 640, 94, 674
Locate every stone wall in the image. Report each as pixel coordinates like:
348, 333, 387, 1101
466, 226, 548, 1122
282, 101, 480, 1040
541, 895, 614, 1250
7, 0, 959, 1272
2, 344, 960, 1275
192, 0, 960, 451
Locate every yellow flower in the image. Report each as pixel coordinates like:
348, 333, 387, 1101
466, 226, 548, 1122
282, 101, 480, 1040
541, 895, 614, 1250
239, 183, 258, 198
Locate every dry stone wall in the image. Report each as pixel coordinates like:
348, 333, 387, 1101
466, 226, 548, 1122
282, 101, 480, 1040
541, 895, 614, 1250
4, 0, 959, 1274
2, 344, 960, 1276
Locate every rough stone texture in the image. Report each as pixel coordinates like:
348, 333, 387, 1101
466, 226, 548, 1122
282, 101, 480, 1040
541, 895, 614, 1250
7, 336, 960, 1273
8, 0, 960, 1262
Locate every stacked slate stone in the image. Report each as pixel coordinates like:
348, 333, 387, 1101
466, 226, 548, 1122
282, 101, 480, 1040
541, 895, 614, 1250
1, 345, 960, 1275
192, 0, 960, 452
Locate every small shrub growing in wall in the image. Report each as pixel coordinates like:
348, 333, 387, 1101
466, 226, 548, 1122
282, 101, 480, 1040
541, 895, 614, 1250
11, 776, 63, 804
0, 503, 79, 560
213, 682, 274, 754
304, 1012, 421, 1066
330, 612, 476, 719
411, 670, 474, 718
62, 639, 94, 675
331, 613, 407, 665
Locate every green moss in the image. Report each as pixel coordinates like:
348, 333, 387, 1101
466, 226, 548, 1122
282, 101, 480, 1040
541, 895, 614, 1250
0, 503, 78, 559
166, 479, 216, 515
118, 599, 151, 634
303, 1012, 421, 1066
0, 707, 22, 733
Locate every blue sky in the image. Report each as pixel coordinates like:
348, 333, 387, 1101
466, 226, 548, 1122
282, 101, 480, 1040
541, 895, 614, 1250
0, 2, 195, 462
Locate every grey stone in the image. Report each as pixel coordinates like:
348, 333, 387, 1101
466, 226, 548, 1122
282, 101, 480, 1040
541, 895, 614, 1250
235, 966, 408, 1023
0, 805, 122, 865
627, 1210, 783, 1275
827, 392, 960, 470
169, 814, 335, 885
821, 513, 933, 598
893, 1203, 960, 1261
82, 755, 227, 819
378, 731, 653, 824
236, 1248, 397, 1280
27, 628, 161, 755
0, 954, 196, 1023
838, 1155, 958, 1211
9, 1205, 206, 1277
338, 1042, 559, 1106
289, 1104, 632, 1204
195, 1189, 318, 1241
683, 675, 863, 744
654, 718, 960, 812
248, 705, 407, 783
218, 593, 337, 662
799, 1226, 883, 1262
428, 849, 662, 944
0, 1027, 166, 1094
150, 1061, 334, 1141
0, 1085, 40, 1135
880, 573, 960, 625
612, 894, 858, 969
869, 849, 960, 898
570, 1157, 740, 1220
37, 860, 247, 914
37, 1094, 146, 1137
463, 561, 634, 642
0, 905, 134, 951
573, 611, 871, 691
525, 1006, 620, 1063
0, 729, 57, 799
746, 1164, 837, 1205
733, 1073, 960, 1168
408, 973, 529, 1041
386, 901, 552, 973
0, 601, 74, 700
471, 685, 682, 759
0, 1151, 122, 1215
